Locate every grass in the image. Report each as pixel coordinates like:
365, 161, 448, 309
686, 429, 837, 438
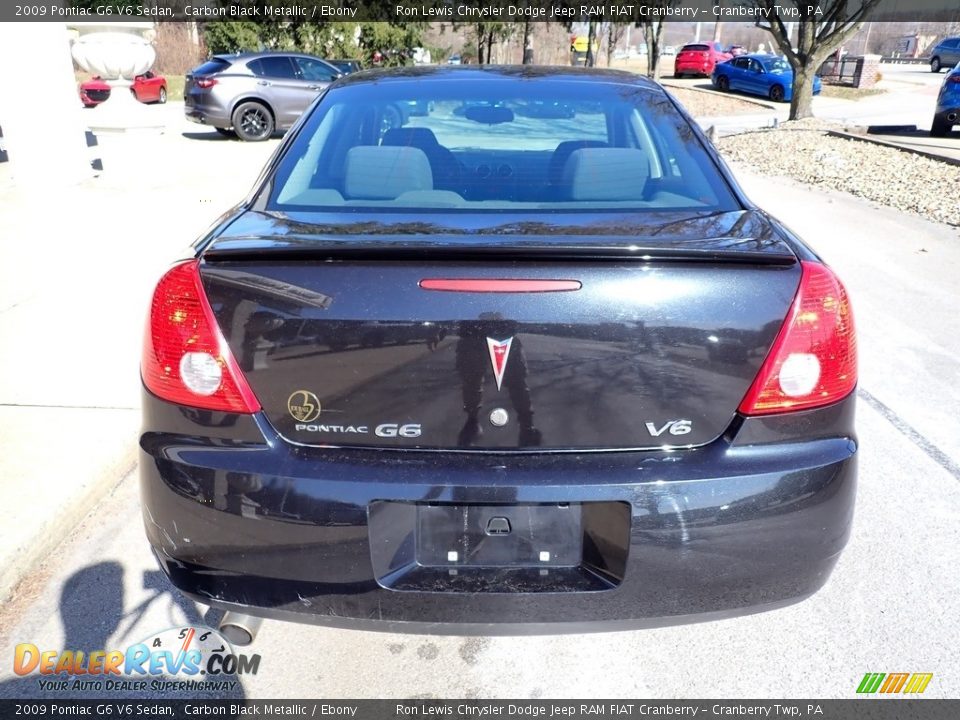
165, 75, 185, 101
819, 84, 887, 100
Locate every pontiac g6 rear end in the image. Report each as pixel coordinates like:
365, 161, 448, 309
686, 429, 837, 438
140, 67, 857, 634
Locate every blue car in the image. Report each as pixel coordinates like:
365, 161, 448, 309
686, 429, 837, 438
712, 53, 821, 103
931, 62, 960, 136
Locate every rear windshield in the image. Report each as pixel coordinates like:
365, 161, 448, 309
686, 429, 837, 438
267, 74, 739, 213
191, 58, 230, 76
681, 45, 710, 52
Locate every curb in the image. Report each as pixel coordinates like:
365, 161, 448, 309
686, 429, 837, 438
696, 113, 779, 127
661, 81, 780, 112
826, 130, 960, 168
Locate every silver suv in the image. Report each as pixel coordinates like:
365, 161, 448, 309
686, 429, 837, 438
930, 37, 960, 73
185, 52, 342, 141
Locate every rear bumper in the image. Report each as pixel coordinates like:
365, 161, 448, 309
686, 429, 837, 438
140, 390, 857, 634
934, 106, 959, 122
675, 60, 713, 75
184, 101, 231, 129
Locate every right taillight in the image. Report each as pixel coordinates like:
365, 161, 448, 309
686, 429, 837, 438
739, 261, 857, 415
196, 78, 217, 89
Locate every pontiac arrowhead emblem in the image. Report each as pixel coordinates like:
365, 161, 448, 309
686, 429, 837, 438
486, 337, 513, 391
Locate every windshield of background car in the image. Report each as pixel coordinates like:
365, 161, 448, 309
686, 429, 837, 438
761, 58, 791, 73
267, 74, 740, 213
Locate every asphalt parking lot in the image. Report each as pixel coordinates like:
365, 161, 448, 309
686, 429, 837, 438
1, 102, 958, 699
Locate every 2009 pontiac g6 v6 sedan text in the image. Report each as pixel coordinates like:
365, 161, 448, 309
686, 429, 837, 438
140, 66, 857, 634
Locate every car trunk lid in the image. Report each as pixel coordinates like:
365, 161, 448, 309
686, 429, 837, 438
198, 209, 800, 451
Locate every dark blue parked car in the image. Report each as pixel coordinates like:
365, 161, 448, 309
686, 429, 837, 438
931, 62, 960, 136
712, 54, 822, 103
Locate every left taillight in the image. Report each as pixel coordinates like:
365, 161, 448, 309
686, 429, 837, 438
142, 260, 261, 413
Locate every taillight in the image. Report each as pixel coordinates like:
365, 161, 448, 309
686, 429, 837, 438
738, 261, 856, 415
196, 78, 217, 89
948, 75, 960, 83
142, 260, 260, 413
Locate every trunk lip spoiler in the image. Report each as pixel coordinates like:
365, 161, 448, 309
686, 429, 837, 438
201, 241, 797, 266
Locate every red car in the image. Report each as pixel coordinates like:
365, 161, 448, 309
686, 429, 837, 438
80, 71, 167, 107
674, 42, 732, 78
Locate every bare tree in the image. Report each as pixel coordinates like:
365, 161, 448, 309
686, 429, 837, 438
522, 19, 534, 64
634, 0, 678, 80
754, 0, 883, 120
455, 22, 515, 65
153, 22, 204, 76
605, 21, 630, 67
585, 19, 599, 67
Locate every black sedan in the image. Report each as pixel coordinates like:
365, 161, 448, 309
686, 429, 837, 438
140, 66, 857, 635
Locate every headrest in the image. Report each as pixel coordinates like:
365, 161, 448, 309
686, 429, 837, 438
382, 127, 440, 148
548, 140, 609, 183
561, 148, 650, 201
344, 146, 433, 200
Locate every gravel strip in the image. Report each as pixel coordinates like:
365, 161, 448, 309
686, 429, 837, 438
665, 86, 774, 118
717, 120, 960, 227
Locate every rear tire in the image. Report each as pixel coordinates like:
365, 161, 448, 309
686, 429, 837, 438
716, 75, 729, 92
769, 84, 785, 102
232, 101, 274, 142
158, 87, 167, 104
930, 116, 951, 137
931, 57, 941, 73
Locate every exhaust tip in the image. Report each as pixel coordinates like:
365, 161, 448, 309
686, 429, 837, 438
218, 612, 263, 647
948, 113, 958, 123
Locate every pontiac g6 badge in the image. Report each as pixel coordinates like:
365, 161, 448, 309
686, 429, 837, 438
287, 390, 321, 422
486, 337, 513, 391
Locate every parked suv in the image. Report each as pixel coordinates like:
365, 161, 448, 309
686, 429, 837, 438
185, 52, 342, 141
930, 37, 960, 73
675, 42, 732, 78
